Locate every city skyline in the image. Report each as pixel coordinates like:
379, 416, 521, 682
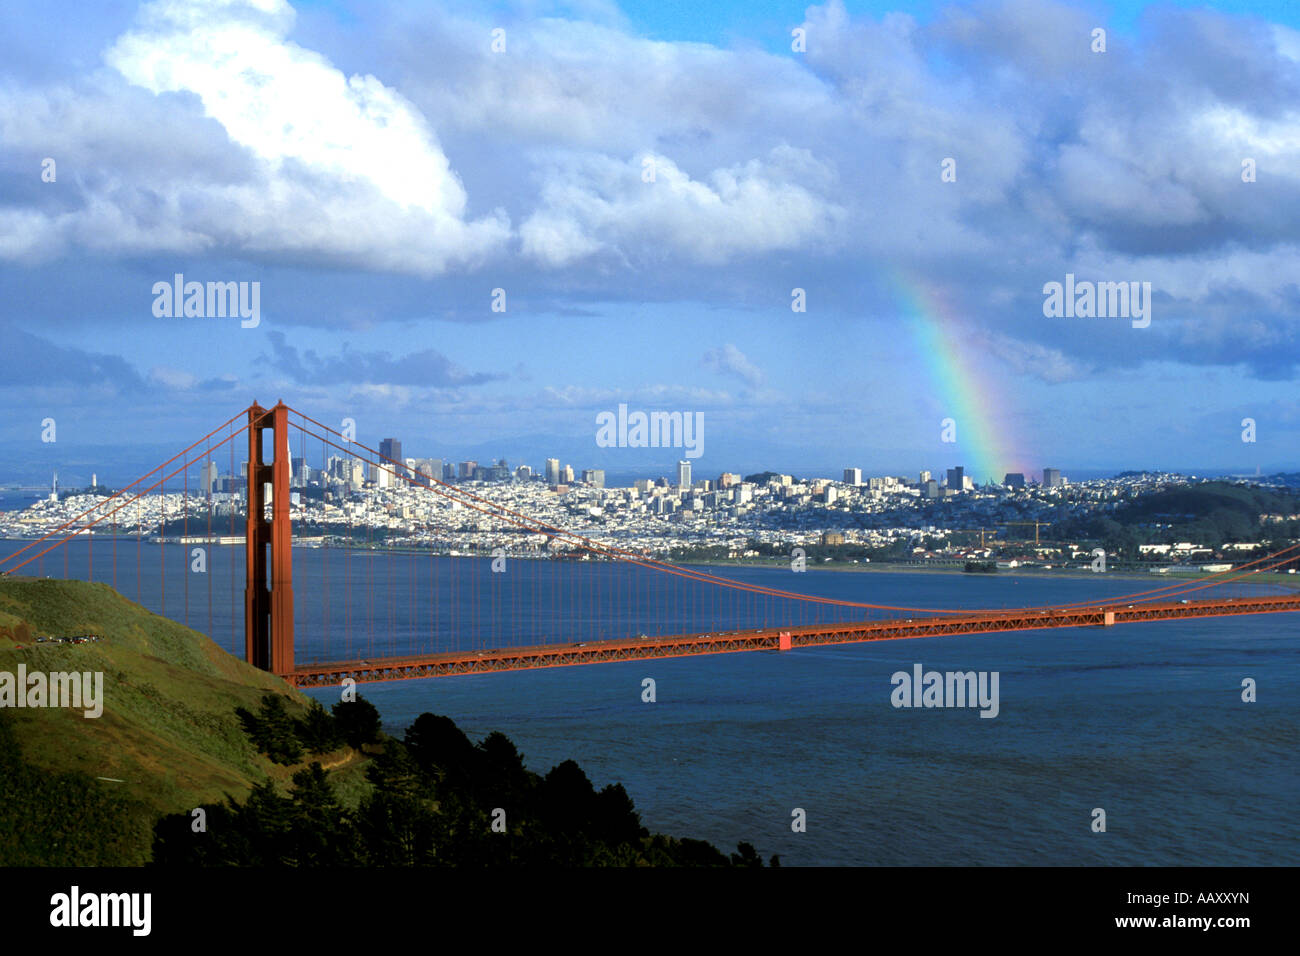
2, 411, 1281, 493
3, 0, 1300, 481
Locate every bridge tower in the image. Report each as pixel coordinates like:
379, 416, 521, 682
244, 401, 294, 677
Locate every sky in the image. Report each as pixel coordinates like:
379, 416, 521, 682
2, 0, 1299, 486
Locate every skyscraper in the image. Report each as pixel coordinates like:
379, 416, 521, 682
1004, 472, 1026, 489
677, 460, 692, 490
379, 438, 403, 472
946, 466, 965, 492
843, 467, 862, 486
1043, 467, 1063, 488
545, 458, 561, 485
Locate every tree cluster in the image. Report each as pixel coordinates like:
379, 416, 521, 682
234, 694, 382, 765
154, 701, 775, 867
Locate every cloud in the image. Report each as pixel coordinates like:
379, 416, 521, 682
520, 147, 845, 268
0, 0, 510, 273
702, 344, 765, 387
148, 365, 198, 389
969, 329, 1093, 384
2, 0, 1300, 383
260, 330, 504, 387
0, 325, 147, 391
537, 383, 736, 408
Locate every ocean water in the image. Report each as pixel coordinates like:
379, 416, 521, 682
4, 539, 1296, 865
302, 609, 1299, 866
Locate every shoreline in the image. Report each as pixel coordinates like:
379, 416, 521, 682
4, 536, 1297, 589
671, 557, 1300, 587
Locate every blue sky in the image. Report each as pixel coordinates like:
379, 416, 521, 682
1, 0, 1299, 485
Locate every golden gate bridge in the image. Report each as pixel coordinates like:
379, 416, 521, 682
2, 402, 1297, 687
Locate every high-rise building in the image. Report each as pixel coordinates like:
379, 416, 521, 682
515, 464, 532, 480
922, 479, 939, 499
562, 464, 574, 484
1004, 472, 1026, 489
946, 466, 965, 492
203, 461, 219, 495
918, 470, 931, 485
843, 468, 862, 486
1043, 467, 1063, 489
677, 460, 692, 490
459, 460, 478, 481
379, 439, 403, 472
545, 458, 561, 485
582, 469, 606, 489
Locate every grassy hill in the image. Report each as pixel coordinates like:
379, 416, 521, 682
0, 576, 362, 865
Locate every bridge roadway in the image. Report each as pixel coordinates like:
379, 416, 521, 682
287, 593, 1300, 687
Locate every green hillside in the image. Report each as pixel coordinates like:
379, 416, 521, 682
0, 577, 772, 868
0, 577, 358, 865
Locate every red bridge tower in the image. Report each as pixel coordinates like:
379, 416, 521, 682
244, 401, 294, 677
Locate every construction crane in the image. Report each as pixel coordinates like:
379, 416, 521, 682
949, 528, 996, 548
1000, 520, 1051, 546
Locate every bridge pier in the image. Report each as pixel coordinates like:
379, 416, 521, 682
244, 402, 294, 678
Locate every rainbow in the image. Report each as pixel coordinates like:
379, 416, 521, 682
888, 272, 1025, 485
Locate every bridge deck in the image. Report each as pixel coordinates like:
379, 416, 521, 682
287, 593, 1300, 686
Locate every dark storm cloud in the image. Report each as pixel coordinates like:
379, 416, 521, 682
260, 330, 505, 387
0, 323, 147, 390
